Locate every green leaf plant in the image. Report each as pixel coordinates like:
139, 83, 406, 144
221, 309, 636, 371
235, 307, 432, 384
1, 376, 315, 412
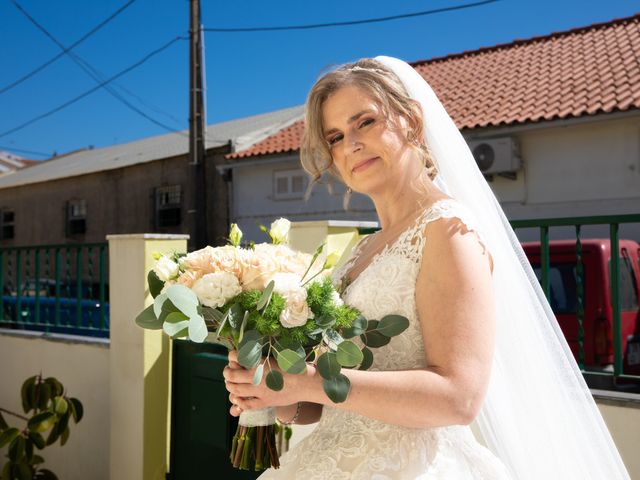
0, 375, 84, 480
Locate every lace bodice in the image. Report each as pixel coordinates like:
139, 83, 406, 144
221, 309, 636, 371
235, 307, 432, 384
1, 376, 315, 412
258, 198, 510, 479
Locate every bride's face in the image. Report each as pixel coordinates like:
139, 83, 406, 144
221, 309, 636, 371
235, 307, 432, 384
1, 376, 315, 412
321, 84, 414, 195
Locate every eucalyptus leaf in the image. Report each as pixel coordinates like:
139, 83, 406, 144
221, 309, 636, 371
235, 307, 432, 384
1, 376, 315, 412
317, 352, 341, 380
252, 363, 264, 385
276, 349, 307, 374
238, 330, 262, 348
214, 309, 230, 341
256, 280, 275, 311
377, 314, 410, 337
358, 347, 374, 370
163, 319, 190, 337
322, 329, 344, 352
135, 304, 162, 330
165, 311, 189, 323
238, 340, 262, 369
153, 292, 168, 319
360, 330, 391, 348
201, 306, 225, 323
238, 310, 249, 344
323, 374, 351, 403
315, 315, 335, 329
147, 270, 165, 298
0, 428, 20, 448
227, 304, 244, 329
265, 370, 284, 391
188, 315, 208, 343
165, 284, 199, 317
336, 341, 364, 367
342, 315, 368, 338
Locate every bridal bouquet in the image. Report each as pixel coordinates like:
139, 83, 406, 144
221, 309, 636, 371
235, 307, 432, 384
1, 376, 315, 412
135, 219, 409, 471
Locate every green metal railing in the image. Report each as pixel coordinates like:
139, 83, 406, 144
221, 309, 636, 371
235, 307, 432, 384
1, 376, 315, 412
0, 242, 109, 338
511, 212, 640, 387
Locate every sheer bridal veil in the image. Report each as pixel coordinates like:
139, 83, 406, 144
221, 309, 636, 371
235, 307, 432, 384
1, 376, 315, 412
375, 55, 629, 479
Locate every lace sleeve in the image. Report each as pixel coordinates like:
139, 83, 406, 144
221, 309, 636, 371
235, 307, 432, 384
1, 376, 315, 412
421, 199, 494, 275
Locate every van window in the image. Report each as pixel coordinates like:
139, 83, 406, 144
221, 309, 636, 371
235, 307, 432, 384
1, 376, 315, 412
532, 263, 582, 314
608, 256, 639, 311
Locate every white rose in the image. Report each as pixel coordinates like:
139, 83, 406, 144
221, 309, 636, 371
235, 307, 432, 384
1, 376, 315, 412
269, 218, 291, 245
191, 272, 242, 308
154, 255, 180, 281
271, 272, 313, 328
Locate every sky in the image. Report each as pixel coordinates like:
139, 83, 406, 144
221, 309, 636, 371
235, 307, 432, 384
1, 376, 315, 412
0, 0, 638, 159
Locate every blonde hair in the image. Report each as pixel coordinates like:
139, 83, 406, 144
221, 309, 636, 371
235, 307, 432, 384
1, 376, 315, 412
301, 58, 438, 199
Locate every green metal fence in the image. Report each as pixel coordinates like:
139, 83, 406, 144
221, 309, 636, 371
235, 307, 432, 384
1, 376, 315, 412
510, 212, 640, 389
0, 242, 109, 338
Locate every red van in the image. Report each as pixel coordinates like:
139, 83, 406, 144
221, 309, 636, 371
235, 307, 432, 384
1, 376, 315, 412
521, 239, 640, 373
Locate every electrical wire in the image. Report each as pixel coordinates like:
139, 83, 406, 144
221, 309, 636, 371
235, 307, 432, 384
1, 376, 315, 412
203, 0, 500, 32
10, 0, 188, 136
0, 36, 187, 139
1, 0, 138, 96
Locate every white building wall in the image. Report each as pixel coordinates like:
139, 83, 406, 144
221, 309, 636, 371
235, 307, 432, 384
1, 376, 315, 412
230, 113, 640, 244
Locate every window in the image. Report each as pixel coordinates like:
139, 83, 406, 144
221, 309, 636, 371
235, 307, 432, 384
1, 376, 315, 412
0, 209, 14, 239
273, 170, 308, 200
66, 199, 87, 235
532, 263, 583, 313
155, 185, 182, 227
608, 254, 639, 311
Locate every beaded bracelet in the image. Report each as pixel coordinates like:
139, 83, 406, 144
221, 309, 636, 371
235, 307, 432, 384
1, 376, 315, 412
277, 402, 301, 425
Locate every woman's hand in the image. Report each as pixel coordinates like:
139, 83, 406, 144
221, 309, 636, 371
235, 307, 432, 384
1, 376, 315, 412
223, 350, 311, 416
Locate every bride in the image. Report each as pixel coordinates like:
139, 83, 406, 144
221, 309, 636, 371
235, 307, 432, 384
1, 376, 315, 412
223, 56, 630, 479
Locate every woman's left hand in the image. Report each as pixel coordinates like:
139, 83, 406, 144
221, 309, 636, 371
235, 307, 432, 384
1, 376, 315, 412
223, 350, 309, 413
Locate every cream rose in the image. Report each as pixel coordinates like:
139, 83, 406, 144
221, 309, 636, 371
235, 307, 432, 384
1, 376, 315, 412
271, 272, 313, 328
180, 246, 217, 274
191, 272, 242, 308
240, 244, 280, 291
153, 255, 180, 282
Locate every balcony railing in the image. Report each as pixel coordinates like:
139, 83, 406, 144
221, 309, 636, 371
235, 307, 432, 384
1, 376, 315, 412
0, 242, 109, 338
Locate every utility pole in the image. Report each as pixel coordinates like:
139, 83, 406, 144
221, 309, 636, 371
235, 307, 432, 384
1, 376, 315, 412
188, 0, 207, 250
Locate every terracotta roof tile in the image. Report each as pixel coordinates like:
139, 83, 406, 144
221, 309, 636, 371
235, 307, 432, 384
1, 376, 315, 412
228, 13, 640, 160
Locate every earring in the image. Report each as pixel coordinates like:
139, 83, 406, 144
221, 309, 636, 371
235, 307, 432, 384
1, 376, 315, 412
343, 186, 352, 211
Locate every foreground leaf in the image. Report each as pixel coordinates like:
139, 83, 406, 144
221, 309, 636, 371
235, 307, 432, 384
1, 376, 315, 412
238, 340, 262, 369
377, 314, 410, 337
165, 284, 199, 317
256, 280, 275, 311
252, 363, 264, 385
265, 370, 284, 391
69, 398, 83, 423
135, 304, 162, 330
336, 341, 364, 367
323, 374, 351, 403
0, 428, 20, 448
317, 352, 341, 380
358, 347, 374, 370
27, 412, 56, 434
147, 270, 164, 298
276, 349, 307, 374
188, 315, 208, 343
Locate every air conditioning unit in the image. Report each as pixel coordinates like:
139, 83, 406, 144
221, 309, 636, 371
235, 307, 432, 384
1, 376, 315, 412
467, 137, 521, 174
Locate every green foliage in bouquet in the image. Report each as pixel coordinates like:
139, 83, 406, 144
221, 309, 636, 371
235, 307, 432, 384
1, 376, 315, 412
0, 375, 84, 480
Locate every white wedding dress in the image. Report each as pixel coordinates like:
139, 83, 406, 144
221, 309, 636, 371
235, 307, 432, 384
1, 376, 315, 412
259, 198, 512, 479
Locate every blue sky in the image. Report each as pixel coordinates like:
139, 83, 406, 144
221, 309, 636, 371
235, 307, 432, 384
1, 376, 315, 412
0, 0, 637, 159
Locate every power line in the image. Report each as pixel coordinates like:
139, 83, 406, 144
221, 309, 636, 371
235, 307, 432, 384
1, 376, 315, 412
1, 0, 138, 96
203, 0, 500, 32
10, 0, 188, 136
0, 36, 186, 139
0, 145, 50, 157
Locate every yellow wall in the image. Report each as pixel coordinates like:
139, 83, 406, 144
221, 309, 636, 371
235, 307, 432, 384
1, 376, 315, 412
0, 331, 110, 479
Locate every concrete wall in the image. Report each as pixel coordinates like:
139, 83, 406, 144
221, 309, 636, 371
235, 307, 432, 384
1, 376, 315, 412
0, 331, 109, 479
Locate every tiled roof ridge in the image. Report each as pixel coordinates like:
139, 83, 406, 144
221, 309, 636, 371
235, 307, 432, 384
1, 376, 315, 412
410, 12, 640, 66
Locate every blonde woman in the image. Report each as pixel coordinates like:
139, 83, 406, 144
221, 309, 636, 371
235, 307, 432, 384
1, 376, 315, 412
224, 57, 629, 479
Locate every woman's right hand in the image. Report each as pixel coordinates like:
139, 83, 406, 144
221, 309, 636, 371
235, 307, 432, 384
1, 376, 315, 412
226, 352, 244, 417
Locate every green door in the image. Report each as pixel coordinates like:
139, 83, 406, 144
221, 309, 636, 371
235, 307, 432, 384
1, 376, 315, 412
168, 340, 259, 479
